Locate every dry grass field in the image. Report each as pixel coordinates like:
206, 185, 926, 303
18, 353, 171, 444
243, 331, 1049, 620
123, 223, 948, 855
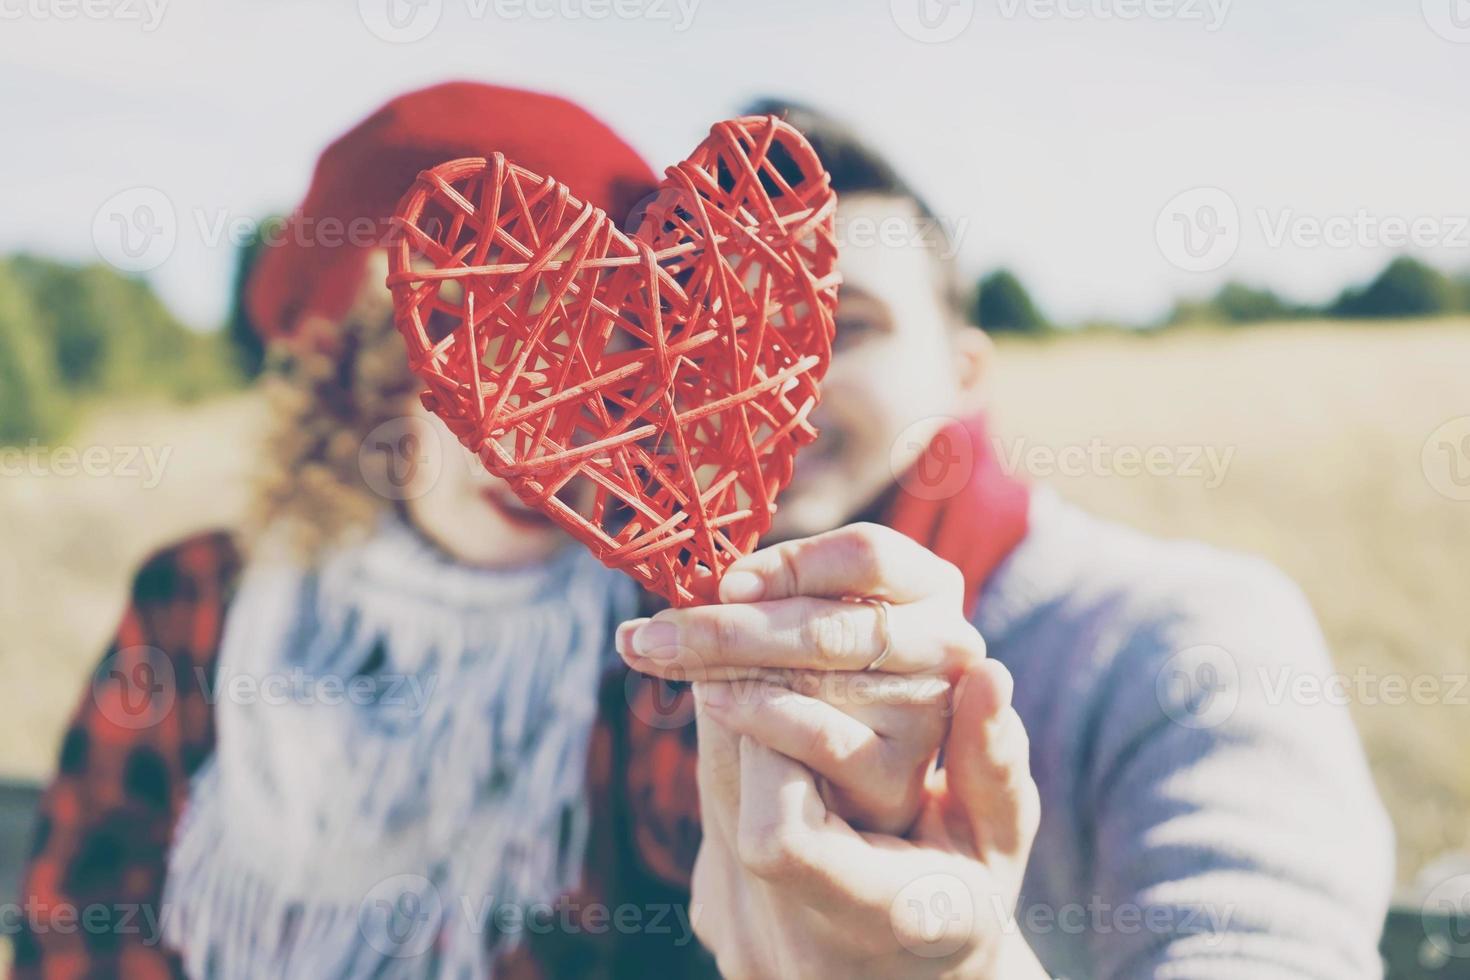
987, 319, 1469, 887
1, 318, 1465, 889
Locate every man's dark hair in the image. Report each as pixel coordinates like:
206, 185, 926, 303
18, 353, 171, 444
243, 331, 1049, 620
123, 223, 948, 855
742, 97, 968, 321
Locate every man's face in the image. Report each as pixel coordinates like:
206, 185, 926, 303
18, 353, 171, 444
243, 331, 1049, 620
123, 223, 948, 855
769, 193, 983, 541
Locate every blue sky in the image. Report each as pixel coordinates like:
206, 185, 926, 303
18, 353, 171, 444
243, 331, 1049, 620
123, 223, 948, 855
2, 0, 1467, 329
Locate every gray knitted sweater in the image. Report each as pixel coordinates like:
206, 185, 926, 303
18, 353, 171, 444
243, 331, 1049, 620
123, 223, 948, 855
977, 490, 1394, 979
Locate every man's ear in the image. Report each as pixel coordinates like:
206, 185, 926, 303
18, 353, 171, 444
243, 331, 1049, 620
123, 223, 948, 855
950, 325, 993, 401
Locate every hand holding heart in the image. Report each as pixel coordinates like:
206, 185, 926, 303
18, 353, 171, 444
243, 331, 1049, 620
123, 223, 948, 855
616, 522, 988, 835
615, 522, 1048, 979
387, 115, 1043, 972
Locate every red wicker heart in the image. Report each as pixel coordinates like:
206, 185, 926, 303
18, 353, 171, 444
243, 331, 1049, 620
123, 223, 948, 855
386, 116, 839, 605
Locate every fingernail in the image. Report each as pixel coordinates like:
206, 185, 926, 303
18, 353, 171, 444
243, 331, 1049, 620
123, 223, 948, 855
615, 618, 650, 657
633, 620, 681, 660
719, 569, 764, 603
701, 684, 731, 710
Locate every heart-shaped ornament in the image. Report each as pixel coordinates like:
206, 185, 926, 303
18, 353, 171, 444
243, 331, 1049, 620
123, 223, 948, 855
386, 116, 839, 606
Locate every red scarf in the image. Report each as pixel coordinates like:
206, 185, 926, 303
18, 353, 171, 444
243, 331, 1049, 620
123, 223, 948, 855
882, 412, 1031, 616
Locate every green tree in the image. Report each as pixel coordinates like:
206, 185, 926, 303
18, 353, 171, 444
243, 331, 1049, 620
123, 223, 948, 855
223, 218, 278, 379
9, 255, 110, 388
973, 269, 1048, 334
1455, 271, 1470, 312
0, 254, 240, 444
6, 254, 237, 400
1328, 256, 1459, 319
0, 262, 62, 443
1209, 282, 1302, 323
1168, 281, 1305, 326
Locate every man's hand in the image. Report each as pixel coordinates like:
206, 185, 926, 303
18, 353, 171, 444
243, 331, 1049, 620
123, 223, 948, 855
690, 657, 1048, 979
616, 523, 985, 834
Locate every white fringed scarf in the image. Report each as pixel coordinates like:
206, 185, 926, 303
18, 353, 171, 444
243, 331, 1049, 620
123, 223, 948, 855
161, 518, 636, 979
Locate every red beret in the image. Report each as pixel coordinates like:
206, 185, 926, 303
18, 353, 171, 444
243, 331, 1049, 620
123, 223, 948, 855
246, 80, 657, 341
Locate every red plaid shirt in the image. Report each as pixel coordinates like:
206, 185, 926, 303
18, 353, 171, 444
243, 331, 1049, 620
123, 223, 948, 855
12, 532, 711, 979
14, 414, 1028, 979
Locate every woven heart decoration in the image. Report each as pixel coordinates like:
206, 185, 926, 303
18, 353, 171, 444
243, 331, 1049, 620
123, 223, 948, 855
386, 116, 839, 606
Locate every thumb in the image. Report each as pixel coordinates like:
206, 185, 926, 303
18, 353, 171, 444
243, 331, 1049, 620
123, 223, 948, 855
942, 659, 1040, 863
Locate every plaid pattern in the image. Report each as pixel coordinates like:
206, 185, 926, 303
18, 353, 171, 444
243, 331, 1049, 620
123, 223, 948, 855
14, 415, 1026, 977
12, 534, 711, 979
12, 534, 239, 979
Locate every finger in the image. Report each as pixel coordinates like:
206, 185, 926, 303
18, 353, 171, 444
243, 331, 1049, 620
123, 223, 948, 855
709, 681, 926, 835
709, 674, 951, 767
735, 739, 984, 960
943, 659, 1040, 863
765, 669, 953, 730
693, 681, 744, 840
616, 597, 985, 678
719, 522, 965, 605
733, 735, 880, 915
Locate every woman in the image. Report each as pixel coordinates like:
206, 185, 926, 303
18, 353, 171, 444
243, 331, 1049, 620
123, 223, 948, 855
13, 81, 644, 980
14, 82, 983, 978
18, 80, 1392, 980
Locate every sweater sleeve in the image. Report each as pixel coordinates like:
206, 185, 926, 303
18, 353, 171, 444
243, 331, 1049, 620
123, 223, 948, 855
1078, 557, 1394, 980
10, 533, 237, 980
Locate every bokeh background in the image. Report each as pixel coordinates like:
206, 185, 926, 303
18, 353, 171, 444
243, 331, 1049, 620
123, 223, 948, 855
1, 0, 1467, 948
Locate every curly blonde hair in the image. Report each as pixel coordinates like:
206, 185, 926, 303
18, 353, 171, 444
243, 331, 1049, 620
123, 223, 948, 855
250, 270, 422, 558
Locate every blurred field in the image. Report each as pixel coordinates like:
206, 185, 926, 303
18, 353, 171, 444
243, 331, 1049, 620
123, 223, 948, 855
988, 318, 1470, 885
1, 318, 1466, 886
0, 395, 267, 777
